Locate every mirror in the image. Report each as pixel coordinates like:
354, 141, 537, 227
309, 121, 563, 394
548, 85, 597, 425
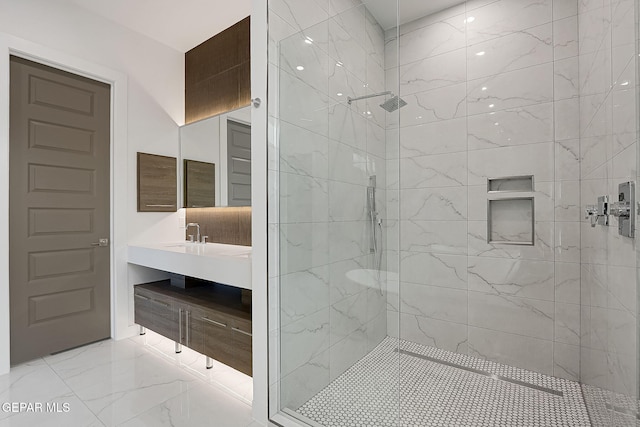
179, 105, 251, 207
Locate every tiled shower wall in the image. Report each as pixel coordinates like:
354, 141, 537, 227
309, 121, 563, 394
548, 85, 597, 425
578, 0, 639, 419
267, 0, 391, 410
385, 0, 584, 380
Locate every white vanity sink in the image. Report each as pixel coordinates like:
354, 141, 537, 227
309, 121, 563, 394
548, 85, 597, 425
128, 242, 252, 289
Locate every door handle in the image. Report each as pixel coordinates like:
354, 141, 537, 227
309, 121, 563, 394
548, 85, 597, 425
91, 238, 109, 247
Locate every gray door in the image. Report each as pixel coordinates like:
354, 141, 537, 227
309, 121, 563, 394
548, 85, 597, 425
9, 56, 111, 363
227, 120, 251, 206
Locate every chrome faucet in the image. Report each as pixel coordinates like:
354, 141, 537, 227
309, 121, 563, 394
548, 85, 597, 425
186, 223, 200, 243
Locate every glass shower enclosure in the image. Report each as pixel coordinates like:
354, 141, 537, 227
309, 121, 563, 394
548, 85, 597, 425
267, 0, 640, 426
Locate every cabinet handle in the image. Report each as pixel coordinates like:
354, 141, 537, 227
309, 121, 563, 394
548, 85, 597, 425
201, 317, 226, 328
135, 294, 150, 301
185, 310, 190, 346
178, 308, 183, 344
232, 327, 252, 337
145, 204, 175, 207
135, 294, 170, 308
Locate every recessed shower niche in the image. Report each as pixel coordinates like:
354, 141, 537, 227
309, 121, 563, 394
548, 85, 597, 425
487, 176, 535, 245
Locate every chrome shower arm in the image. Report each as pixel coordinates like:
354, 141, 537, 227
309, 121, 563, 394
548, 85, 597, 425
347, 91, 392, 105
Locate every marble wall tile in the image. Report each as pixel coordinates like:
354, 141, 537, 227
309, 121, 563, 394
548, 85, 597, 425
280, 69, 330, 136
555, 221, 581, 263
400, 152, 467, 188
329, 256, 369, 304
465, 0, 553, 46
468, 220, 555, 261
400, 282, 468, 324
280, 31, 330, 94
467, 63, 554, 116
328, 221, 367, 263
555, 180, 581, 221
468, 102, 554, 150
329, 103, 369, 151
328, 16, 366, 77
280, 222, 329, 274
280, 266, 330, 326
579, 48, 613, 96
280, 308, 331, 376
330, 329, 367, 380
400, 251, 468, 289
400, 220, 468, 255
467, 257, 555, 301
398, 15, 466, 66
578, 5, 612, 55
468, 326, 554, 375
554, 0, 579, 20
279, 122, 329, 179
468, 142, 555, 185
280, 350, 330, 410
467, 24, 553, 80
554, 98, 580, 140
329, 181, 367, 221
393, 83, 467, 129
555, 303, 581, 345
553, 342, 580, 381
468, 291, 555, 340
555, 262, 581, 304
555, 140, 580, 180
553, 15, 579, 60
399, 313, 469, 354
330, 291, 368, 345
397, 48, 467, 96
279, 173, 329, 223
270, 0, 329, 32
400, 186, 468, 221
328, 140, 368, 185
554, 57, 580, 100
399, 118, 467, 158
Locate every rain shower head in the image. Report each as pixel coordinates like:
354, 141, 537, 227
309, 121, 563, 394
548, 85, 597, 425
347, 91, 408, 112
380, 95, 407, 112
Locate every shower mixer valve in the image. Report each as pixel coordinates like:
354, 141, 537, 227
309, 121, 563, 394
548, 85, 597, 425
584, 181, 635, 238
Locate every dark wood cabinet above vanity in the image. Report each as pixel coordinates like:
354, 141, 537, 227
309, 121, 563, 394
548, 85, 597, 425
134, 280, 252, 376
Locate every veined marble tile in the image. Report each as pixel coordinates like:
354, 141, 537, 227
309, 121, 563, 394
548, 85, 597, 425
365, 8, 385, 69
330, 291, 368, 345
467, 63, 553, 116
554, 57, 580, 100
468, 142, 554, 185
611, 43, 636, 91
400, 282, 467, 324
555, 181, 581, 222
467, 257, 555, 301
279, 70, 330, 137
397, 48, 466, 96
553, 343, 580, 382
391, 83, 466, 129
400, 152, 467, 188
607, 265, 636, 314
555, 221, 581, 263
367, 121, 386, 159
580, 263, 608, 308
611, 89, 637, 154
332, 4, 366, 51
554, 0, 579, 20
468, 102, 554, 150
330, 329, 367, 380
279, 121, 329, 179
328, 60, 366, 105
555, 302, 581, 346
579, 347, 608, 390
578, 4, 612, 55
400, 186, 467, 221
399, 117, 467, 158
399, 3, 466, 37
553, 15, 579, 60
467, 23, 553, 80
280, 222, 329, 274
270, 0, 329, 33
399, 313, 468, 354
608, 350, 638, 397
579, 48, 612, 97
328, 16, 366, 78
280, 349, 330, 410
398, 15, 466, 66
329, 103, 368, 151
280, 31, 330, 95
611, 0, 636, 48
328, 221, 368, 263
466, 0, 552, 46
468, 220, 555, 261
119, 383, 253, 427
281, 308, 331, 376
399, 220, 468, 255
555, 262, 581, 304
608, 308, 636, 356
555, 140, 580, 181
468, 326, 553, 375
279, 173, 329, 224
329, 181, 367, 222
554, 98, 580, 141
468, 291, 555, 340
329, 255, 369, 304
400, 251, 467, 289
328, 140, 368, 186
280, 266, 330, 327
0, 394, 103, 427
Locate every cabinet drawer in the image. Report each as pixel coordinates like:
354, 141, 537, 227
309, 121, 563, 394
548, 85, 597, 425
134, 291, 178, 342
199, 308, 252, 376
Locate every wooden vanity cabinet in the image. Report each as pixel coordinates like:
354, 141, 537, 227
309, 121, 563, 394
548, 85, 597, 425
134, 280, 252, 376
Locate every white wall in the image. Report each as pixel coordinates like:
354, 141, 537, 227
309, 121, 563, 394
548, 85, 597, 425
0, 0, 185, 373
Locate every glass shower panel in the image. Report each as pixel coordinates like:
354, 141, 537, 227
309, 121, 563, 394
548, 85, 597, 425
268, 1, 400, 425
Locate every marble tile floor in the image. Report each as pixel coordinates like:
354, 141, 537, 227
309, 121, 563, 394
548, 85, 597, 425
296, 337, 592, 427
0, 330, 259, 427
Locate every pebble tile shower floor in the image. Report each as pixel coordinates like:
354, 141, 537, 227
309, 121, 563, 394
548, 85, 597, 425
296, 337, 591, 427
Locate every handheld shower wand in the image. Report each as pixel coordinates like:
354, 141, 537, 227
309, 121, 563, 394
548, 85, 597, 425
367, 176, 377, 254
